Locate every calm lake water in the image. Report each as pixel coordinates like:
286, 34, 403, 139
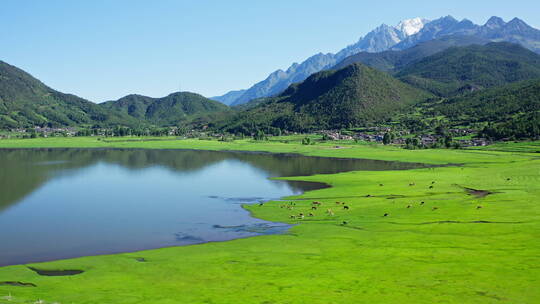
0, 148, 426, 266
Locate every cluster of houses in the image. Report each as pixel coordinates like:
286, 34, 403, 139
4, 127, 78, 137
319, 129, 490, 147
319, 130, 355, 140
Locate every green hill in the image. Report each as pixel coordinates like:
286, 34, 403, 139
334, 35, 490, 72
431, 78, 540, 122
217, 63, 431, 133
397, 42, 540, 96
0, 61, 138, 128
0, 60, 229, 129
100, 92, 230, 126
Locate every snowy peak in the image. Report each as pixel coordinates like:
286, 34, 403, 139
395, 17, 430, 36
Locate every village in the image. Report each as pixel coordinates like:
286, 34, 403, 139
0, 125, 491, 148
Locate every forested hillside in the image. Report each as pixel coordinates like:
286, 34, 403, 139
100, 92, 229, 126
397, 42, 540, 96
0, 61, 138, 128
216, 63, 431, 133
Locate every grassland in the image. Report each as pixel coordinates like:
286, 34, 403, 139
0, 137, 539, 304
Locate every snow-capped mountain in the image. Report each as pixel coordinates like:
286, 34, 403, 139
391, 16, 540, 51
214, 17, 429, 106
396, 17, 430, 36
213, 16, 540, 106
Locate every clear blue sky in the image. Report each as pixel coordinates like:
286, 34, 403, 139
1, 0, 538, 102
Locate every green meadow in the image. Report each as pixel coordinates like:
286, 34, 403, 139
0, 137, 539, 303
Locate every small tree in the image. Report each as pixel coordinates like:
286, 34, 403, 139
382, 132, 391, 145
444, 135, 453, 148
253, 130, 266, 141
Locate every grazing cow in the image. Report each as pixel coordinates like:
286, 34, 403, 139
432, 207, 438, 211
383, 213, 389, 217
476, 206, 483, 209
311, 206, 317, 210
409, 182, 415, 186
506, 178, 511, 181
420, 201, 425, 205
299, 213, 305, 219
429, 185, 434, 189
432, 181, 436, 184
379, 184, 384, 186
366, 194, 371, 197
342, 221, 348, 225
289, 215, 295, 219
336, 201, 341, 205
309, 213, 314, 217
312, 201, 322, 206
407, 205, 411, 208
259, 203, 264, 206
343, 205, 350, 210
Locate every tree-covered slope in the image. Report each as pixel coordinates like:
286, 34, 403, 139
0, 61, 138, 128
431, 78, 540, 122
397, 42, 540, 96
333, 35, 490, 72
217, 63, 431, 133
100, 92, 230, 126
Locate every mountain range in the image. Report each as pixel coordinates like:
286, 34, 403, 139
212, 17, 429, 106
213, 41, 540, 133
1, 15, 539, 138
213, 16, 540, 106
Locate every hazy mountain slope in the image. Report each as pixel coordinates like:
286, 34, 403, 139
397, 42, 540, 96
210, 89, 246, 105
0, 60, 137, 128
101, 92, 230, 126
230, 52, 338, 106
218, 63, 431, 132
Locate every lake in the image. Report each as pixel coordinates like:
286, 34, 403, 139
0, 148, 427, 266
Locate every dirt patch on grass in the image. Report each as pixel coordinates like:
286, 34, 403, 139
28, 267, 84, 276
327, 146, 350, 149
464, 188, 493, 198
453, 184, 495, 198
0, 281, 36, 287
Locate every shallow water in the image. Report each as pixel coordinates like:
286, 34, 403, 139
0, 148, 427, 266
